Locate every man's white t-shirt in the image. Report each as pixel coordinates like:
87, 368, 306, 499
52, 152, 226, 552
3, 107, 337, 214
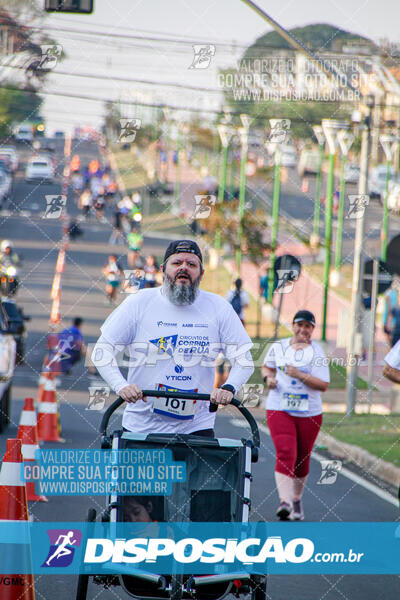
383, 339, 400, 369
263, 337, 330, 417
98, 287, 253, 433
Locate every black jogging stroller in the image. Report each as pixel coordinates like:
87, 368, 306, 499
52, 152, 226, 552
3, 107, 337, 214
75, 389, 266, 600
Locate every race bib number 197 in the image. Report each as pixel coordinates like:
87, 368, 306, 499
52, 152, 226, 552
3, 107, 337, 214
280, 393, 309, 412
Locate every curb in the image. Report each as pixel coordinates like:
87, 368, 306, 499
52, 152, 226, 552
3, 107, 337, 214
316, 428, 400, 489
252, 411, 400, 489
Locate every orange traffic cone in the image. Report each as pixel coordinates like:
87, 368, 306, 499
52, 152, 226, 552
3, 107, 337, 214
37, 378, 64, 443
0, 439, 36, 600
17, 398, 48, 502
36, 370, 53, 406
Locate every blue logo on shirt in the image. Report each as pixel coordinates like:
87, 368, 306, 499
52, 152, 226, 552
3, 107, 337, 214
149, 335, 178, 357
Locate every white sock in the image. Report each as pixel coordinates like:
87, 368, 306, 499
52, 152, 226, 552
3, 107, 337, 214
293, 476, 307, 501
275, 472, 293, 504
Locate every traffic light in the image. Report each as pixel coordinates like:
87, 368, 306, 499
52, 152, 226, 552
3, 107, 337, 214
45, 0, 93, 13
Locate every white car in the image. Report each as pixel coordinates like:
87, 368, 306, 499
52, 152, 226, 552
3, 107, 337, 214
387, 179, 400, 212
368, 165, 395, 200
280, 145, 297, 168
15, 125, 33, 144
344, 163, 360, 184
0, 147, 18, 172
298, 149, 320, 177
0, 170, 12, 205
0, 306, 16, 432
25, 156, 54, 183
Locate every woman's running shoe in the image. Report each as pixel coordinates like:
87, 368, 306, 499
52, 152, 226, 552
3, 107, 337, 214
276, 501, 291, 520
291, 499, 304, 520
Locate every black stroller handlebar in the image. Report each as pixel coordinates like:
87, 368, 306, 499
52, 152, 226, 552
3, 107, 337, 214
100, 390, 260, 451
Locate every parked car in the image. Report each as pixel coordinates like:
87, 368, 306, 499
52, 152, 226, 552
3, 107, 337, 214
0, 303, 16, 432
15, 125, 33, 144
386, 177, 400, 212
1, 299, 29, 364
0, 147, 18, 172
25, 156, 54, 183
0, 154, 12, 174
40, 139, 56, 153
298, 149, 321, 177
280, 145, 297, 168
368, 164, 395, 200
0, 170, 12, 206
344, 163, 360, 184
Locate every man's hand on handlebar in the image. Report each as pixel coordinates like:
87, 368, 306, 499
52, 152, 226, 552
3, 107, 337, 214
210, 387, 233, 406
119, 384, 145, 403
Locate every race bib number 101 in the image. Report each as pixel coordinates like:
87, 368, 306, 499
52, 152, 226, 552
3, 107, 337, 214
152, 385, 197, 420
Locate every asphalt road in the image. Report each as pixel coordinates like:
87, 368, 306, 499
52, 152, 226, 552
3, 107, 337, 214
0, 138, 399, 599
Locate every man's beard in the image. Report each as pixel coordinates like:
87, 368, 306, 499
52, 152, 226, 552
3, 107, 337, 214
163, 271, 201, 305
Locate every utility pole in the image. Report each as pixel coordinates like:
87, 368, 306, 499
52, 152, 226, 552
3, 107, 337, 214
346, 96, 374, 415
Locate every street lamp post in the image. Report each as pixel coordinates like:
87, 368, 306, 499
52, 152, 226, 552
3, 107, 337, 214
321, 119, 346, 341
162, 107, 170, 183
312, 125, 325, 244
236, 114, 250, 275
346, 96, 374, 416
216, 124, 232, 252
379, 134, 399, 260
334, 129, 354, 276
267, 145, 281, 304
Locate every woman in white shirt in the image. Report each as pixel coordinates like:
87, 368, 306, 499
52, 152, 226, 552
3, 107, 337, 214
261, 310, 330, 521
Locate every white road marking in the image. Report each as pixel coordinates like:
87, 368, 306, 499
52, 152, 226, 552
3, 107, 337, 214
229, 418, 398, 507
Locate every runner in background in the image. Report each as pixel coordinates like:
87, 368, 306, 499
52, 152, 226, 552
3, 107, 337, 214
143, 254, 160, 288
127, 226, 143, 268
102, 254, 123, 305
226, 278, 249, 327
79, 188, 92, 219
261, 310, 330, 521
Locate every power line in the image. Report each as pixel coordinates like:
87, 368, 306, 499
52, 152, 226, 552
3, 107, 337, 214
2, 82, 357, 123
34, 24, 383, 59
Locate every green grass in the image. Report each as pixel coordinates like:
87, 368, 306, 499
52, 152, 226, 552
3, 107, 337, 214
328, 363, 369, 389
112, 147, 149, 191
322, 413, 400, 466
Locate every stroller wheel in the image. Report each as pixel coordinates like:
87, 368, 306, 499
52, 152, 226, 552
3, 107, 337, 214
251, 575, 267, 600
170, 574, 183, 600
75, 508, 97, 600
76, 573, 89, 600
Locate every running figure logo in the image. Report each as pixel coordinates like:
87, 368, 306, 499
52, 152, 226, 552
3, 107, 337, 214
149, 334, 178, 357
347, 195, 369, 219
118, 119, 142, 143
193, 195, 216, 219
42, 529, 81, 567
87, 386, 110, 411
189, 44, 216, 69
317, 460, 342, 485
268, 119, 291, 144
241, 384, 263, 408
46, 334, 75, 370
44, 195, 67, 219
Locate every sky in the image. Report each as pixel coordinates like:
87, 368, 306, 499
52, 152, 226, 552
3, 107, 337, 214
40, 0, 400, 133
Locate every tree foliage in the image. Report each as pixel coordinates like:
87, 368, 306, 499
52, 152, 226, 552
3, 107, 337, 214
246, 23, 376, 54
202, 199, 269, 266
